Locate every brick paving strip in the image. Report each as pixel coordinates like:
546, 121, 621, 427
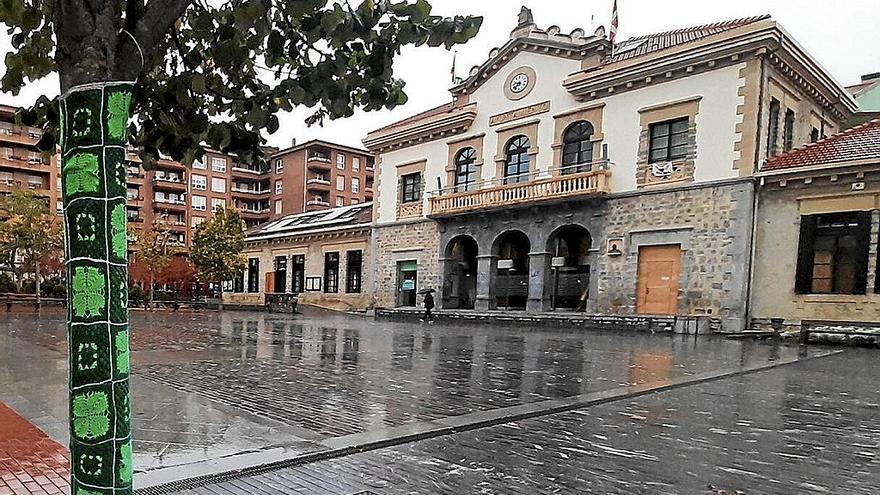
0, 403, 69, 495
134, 348, 841, 495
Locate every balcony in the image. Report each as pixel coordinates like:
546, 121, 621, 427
160, 220, 187, 232
152, 176, 187, 191
306, 155, 332, 172
231, 186, 270, 197
306, 177, 331, 192
232, 165, 267, 177
239, 208, 270, 220
154, 198, 187, 212
427, 165, 612, 219
126, 196, 145, 209
305, 198, 331, 212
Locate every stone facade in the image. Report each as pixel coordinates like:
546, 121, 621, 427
596, 179, 755, 331
371, 219, 440, 309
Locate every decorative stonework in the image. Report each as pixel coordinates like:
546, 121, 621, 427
397, 201, 423, 220
489, 100, 549, 126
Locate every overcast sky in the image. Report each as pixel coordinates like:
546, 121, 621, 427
2, 0, 878, 149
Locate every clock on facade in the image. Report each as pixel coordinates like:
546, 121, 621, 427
510, 73, 530, 93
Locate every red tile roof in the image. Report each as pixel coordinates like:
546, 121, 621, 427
762, 119, 880, 172
369, 101, 457, 135
610, 15, 771, 62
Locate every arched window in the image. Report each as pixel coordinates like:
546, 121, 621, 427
453, 147, 478, 192
504, 135, 531, 184
561, 121, 594, 174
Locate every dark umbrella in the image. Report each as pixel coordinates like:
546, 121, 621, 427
417, 288, 436, 295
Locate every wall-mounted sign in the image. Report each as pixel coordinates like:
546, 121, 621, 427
551, 257, 566, 267
489, 100, 550, 126
497, 259, 514, 270
606, 238, 625, 257
402, 279, 416, 290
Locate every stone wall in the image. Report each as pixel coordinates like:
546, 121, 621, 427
371, 219, 440, 308
595, 179, 755, 331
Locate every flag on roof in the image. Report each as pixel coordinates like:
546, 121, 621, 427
610, 0, 619, 43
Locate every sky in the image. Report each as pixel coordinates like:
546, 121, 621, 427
1, 0, 878, 150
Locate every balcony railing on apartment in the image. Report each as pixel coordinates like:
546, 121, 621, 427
231, 165, 266, 174
231, 186, 270, 195
427, 162, 612, 218
306, 198, 331, 207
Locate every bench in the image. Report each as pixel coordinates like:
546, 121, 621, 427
0, 294, 66, 311
800, 319, 880, 345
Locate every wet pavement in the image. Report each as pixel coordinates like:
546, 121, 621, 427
0, 402, 69, 495
167, 349, 880, 495
0, 308, 844, 493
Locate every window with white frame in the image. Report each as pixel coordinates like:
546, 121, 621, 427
191, 174, 207, 190
191, 216, 205, 228
275, 200, 282, 214
126, 188, 139, 199
275, 158, 284, 173
211, 198, 226, 211
192, 158, 206, 169
211, 177, 226, 193
28, 151, 41, 164
211, 157, 227, 172
192, 195, 207, 211
351, 177, 360, 193
1, 147, 12, 159
336, 196, 344, 207
0, 171, 12, 183
337, 153, 345, 170
275, 180, 283, 194
353, 157, 361, 172
336, 176, 345, 191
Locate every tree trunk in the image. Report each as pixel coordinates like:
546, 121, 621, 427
148, 272, 154, 310
60, 81, 134, 493
34, 261, 41, 311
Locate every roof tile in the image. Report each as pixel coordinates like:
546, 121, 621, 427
762, 119, 880, 171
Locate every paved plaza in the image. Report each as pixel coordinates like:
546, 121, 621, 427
0, 308, 876, 494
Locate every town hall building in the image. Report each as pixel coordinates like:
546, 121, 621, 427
363, 9, 856, 332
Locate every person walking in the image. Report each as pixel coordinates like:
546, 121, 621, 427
421, 291, 435, 323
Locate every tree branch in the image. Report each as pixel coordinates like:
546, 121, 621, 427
133, 0, 193, 58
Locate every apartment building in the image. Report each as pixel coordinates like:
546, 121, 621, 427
124, 148, 274, 250
363, 11, 856, 331
0, 105, 60, 213
269, 139, 374, 218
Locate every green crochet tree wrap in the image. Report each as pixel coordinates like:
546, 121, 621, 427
60, 82, 134, 495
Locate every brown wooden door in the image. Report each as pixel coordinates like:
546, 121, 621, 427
265, 272, 275, 294
636, 245, 681, 315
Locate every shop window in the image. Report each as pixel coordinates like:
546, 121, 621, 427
247, 258, 260, 293
796, 211, 871, 295
346, 250, 363, 293
324, 252, 340, 293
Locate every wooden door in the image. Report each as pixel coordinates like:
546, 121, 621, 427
636, 245, 681, 315
265, 272, 275, 294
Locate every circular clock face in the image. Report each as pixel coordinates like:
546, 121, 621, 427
510, 73, 530, 93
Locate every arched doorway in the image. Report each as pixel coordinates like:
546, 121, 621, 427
493, 231, 531, 310
442, 236, 478, 309
547, 225, 592, 311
